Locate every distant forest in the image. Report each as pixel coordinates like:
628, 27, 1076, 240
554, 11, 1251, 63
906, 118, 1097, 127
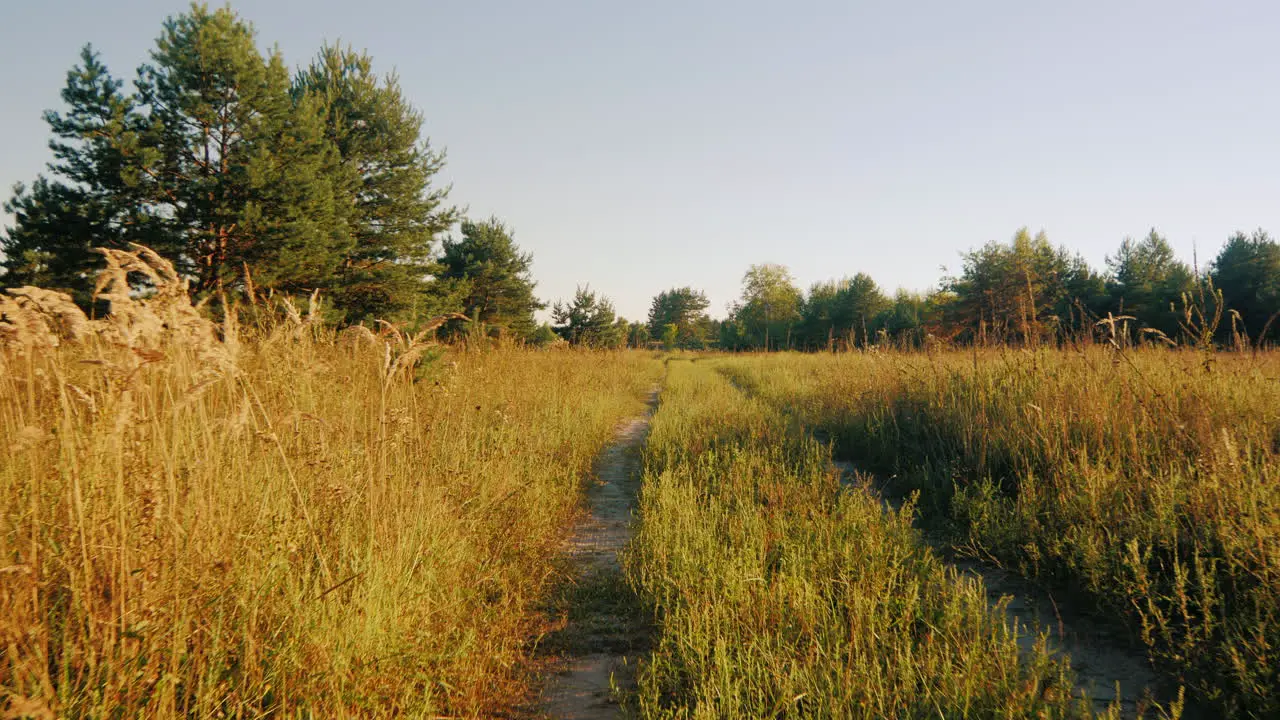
3, 4, 1278, 351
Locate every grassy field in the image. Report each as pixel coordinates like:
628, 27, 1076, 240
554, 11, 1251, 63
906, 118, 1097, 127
626, 358, 1120, 719
715, 348, 1280, 718
0, 254, 663, 717
3, 256, 1275, 719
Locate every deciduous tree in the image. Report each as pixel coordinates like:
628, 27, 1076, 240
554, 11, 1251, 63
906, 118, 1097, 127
728, 263, 802, 350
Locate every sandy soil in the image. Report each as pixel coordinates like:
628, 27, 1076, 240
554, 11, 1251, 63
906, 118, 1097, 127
536, 389, 659, 720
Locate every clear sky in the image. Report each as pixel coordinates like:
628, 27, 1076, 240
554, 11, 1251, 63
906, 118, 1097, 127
2, 1, 1277, 320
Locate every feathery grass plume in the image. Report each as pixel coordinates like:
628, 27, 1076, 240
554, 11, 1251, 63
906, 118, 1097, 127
373, 314, 469, 390
1096, 313, 1137, 349
265, 289, 330, 344
92, 244, 232, 373
5, 287, 92, 342
0, 292, 66, 354
219, 289, 241, 360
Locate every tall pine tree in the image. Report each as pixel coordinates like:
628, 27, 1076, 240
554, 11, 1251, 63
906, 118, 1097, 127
3, 4, 459, 322
2, 47, 170, 305
295, 45, 458, 321
1212, 230, 1280, 344
133, 4, 344, 295
1105, 229, 1194, 339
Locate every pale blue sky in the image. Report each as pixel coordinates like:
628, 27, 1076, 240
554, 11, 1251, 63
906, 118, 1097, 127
2, 1, 1277, 319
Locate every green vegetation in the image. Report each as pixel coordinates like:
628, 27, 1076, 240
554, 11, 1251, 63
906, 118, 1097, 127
717, 349, 1280, 717
3, 4, 1279, 719
720, 263, 805, 351
437, 217, 545, 340
647, 287, 713, 349
2, 6, 456, 322
551, 285, 630, 348
1212, 230, 1280, 343
627, 358, 1110, 719
709, 228, 1279, 352
3, 6, 1275, 350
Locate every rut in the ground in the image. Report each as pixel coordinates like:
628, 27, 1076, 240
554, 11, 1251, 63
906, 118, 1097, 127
536, 388, 659, 720
834, 460, 1167, 718
718, 372, 1168, 716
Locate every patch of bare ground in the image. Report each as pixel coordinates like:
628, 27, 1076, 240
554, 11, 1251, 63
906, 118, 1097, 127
532, 388, 660, 720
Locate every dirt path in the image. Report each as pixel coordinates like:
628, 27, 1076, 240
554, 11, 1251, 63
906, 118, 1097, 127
833, 461, 1165, 718
536, 388, 659, 720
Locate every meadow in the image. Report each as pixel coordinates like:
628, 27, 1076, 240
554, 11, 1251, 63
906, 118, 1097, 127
2, 255, 1276, 719
626, 358, 1100, 718
0, 249, 663, 717
712, 348, 1279, 718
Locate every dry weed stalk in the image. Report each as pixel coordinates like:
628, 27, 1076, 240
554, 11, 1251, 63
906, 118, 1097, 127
271, 289, 324, 341
375, 313, 468, 386
4, 287, 92, 343
1095, 312, 1137, 349
0, 242, 662, 718
0, 293, 63, 354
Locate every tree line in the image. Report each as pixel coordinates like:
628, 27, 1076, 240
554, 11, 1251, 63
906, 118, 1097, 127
0, 3, 676, 350
713, 227, 1280, 351
0, 4, 553, 338
4, 4, 1277, 351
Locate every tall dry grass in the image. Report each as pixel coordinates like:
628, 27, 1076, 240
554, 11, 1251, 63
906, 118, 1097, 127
0, 248, 663, 717
719, 348, 1280, 717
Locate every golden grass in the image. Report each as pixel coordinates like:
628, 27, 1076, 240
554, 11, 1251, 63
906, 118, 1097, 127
0, 249, 663, 717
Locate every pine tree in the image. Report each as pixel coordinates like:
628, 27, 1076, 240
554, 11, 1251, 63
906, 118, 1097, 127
2, 46, 169, 304
945, 229, 1084, 344
438, 218, 544, 339
4, 4, 458, 319
1106, 229, 1194, 339
295, 45, 457, 321
798, 274, 892, 349
1212, 229, 1280, 344
551, 286, 623, 347
133, 4, 345, 295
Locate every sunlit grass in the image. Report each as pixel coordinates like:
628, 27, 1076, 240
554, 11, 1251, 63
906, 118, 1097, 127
626, 358, 1109, 719
0, 261, 663, 717
718, 347, 1280, 718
